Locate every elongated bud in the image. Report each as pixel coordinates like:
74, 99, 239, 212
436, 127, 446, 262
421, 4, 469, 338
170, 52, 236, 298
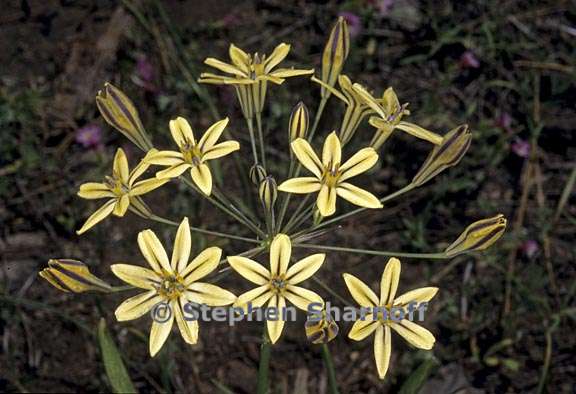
321, 17, 350, 98
289, 102, 309, 141
445, 214, 507, 257
128, 196, 153, 219
306, 310, 339, 344
96, 82, 152, 151
250, 164, 267, 185
259, 176, 277, 211
39, 259, 113, 293
411, 125, 472, 187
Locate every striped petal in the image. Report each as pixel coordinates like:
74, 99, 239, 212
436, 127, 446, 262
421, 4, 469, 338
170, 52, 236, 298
396, 121, 443, 145
145, 150, 185, 166
149, 312, 174, 357
267, 295, 286, 344
76, 199, 116, 234
172, 217, 191, 274
317, 184, 337, 217
186, 282, 236, 306
169, 117, 195, 148
202, 140, 240, 161
77, 183, 114, 199
291, 138, 323, 178
181, 247, 222, 284
269, 233, 291, 276
113, 148, 130, 184
391, 320, 435, 350
204, 58, 248, 78
380, 257, 401, 306
394, 287, 439, 306
285, 254, 325, 285
336, 183, 382, 209
343, 273, 379, 307
284, 285, 324, 311
339, 147, 379, 181
269, 68, 314, 79
322, 132, 342, 168
264, 43, 290, 73
227, 256, 270, 285
156, 163, 191, 179
137, 229, 172, 274
111, 264, 161, 290
130, 178, 169, 196
198, 118, 229, 152
128, 154, 153, 187
112, 195, 130, 217
234, 285, 273, 312
374, 325, 392, 379
229, 44, 251, 71
191, 164, 212, 196
115, 290, 162, 321
277, 177, 321, 194
173, 298, 198, 345
348, 314, 378, 341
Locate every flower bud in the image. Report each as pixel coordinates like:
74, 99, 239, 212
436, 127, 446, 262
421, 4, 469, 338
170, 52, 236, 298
289, 102, 309, 141
321, 17, 350, 98
259, 176, 277, 211
250, 164, 267, 185
411, 124, 472, 187
445, 214, 507, 257
96, 82, 152, 151
305, 310, 339, 344
39, 259, 113, 293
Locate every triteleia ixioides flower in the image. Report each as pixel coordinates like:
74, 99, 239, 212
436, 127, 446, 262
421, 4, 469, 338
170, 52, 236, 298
96, 82, 153, 151
40, 259, 113, 293
320, 16, 350, 99
445, 214, 507, 257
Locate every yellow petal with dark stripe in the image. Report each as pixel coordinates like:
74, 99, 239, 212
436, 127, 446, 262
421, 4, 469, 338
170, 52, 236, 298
343, 273, 379, 307
227, 256, 270, 285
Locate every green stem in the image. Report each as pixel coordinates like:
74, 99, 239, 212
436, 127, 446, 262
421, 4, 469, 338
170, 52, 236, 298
294, 243, 449, 259
256, 112, 267, 169
149, 214, 261, 244
247, 117, 260, 167
110, 285, 134, 293
256, 329, 271, 394
321, 344, 339, 394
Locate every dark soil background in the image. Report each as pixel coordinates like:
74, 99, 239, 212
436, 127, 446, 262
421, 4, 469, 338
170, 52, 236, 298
1, 0, 575, 393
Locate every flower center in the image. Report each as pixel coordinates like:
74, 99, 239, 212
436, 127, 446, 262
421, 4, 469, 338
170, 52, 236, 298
322, 165, 341, 188
181, 144, 203, 166
157, 275, 185, 300
105, 176, 129, 196
270, 275, 287, 294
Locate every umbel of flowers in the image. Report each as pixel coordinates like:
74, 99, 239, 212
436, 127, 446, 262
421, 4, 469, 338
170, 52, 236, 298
41, 16, 506, 389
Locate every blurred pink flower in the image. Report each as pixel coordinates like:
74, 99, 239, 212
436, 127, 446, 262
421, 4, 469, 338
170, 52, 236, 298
76, 124, 102, 149
338, 11, 362, 38
460, 51, 480, 69
133, 55, 157, 92
496, 112, 513, 133
375, 0, 395, 17
511, 138, 531, 158
521, 240, 539, 259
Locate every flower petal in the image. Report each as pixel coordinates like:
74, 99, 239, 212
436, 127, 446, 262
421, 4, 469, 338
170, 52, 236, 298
269, 68, 314, 79
343, 273, 379, 307
172, 217, 191, 274
145, 150, 185, 166
285, 254, 325, 285
156, 163, 192, 179
394, 287, 439, 306
76, 199, 116, 234
317, 184, 337, 217
112, 195, 130, 217
391, 320, 435, 350
277, 177, 321, 194
130, 178, 169, 196
284, 285, 324, 311
269, 233, 291, 276
114, 290, 161, 321
348, 314, 378, 341
322, 132, 342, 168
336, 183, 382, 209
229, 44, 250, 71
339, 147, 379, 181
227, 256, 270, 285
186, 282, 236, 306
374, 325, 392, 379
77, 183, 114, 199
128, 154, 153, 187
169, 117, 195, 148
396, 121, 443, 145
264, 43, 290, 73
291, 138, 323, 178
181, 246, 222, 284
267, 295, 286, 344
205, 58, 248, 78
198, 118, 229, 152
380, 257, 401, 306
137, 229, 172, 274
172, 298, 198, 345
234, 285, 273, 312
111, 264, 161, 290
149, 312, 174, 357
191, 164, 213, 196
202, 141, 240, 161
113, 148, 130, 184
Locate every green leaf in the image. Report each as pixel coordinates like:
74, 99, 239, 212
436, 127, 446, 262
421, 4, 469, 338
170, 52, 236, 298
98, 318, 137, 393
398, 355, 440, 394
